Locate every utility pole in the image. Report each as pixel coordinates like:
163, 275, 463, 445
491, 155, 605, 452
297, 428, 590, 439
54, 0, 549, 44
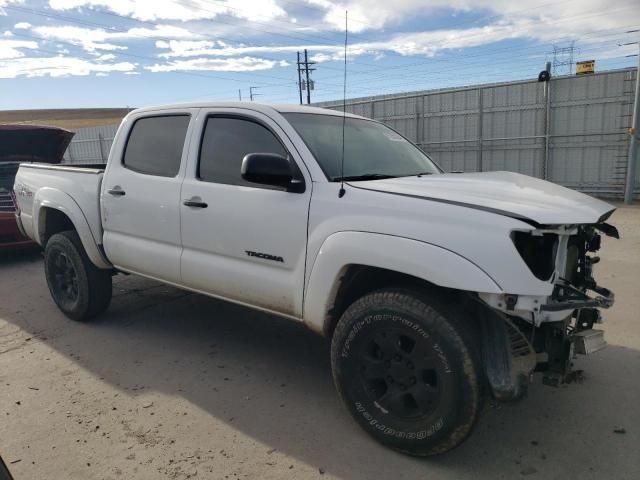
296, 51, 303, 105
249, 86, 260, 102
304, 49, 312, 104
624, 41, 640, 204
305, 49, 315, 104
296, 50, 316, 104
238, 89, 242, 101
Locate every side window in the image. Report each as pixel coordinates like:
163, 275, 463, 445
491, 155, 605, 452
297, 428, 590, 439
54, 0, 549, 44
198, 116, 287, 186
123, 115, 190, 177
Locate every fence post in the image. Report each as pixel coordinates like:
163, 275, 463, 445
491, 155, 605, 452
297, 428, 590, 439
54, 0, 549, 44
624, 50, 640, 204
478, 88, 484, 172
543, 63, 552, 180
98, 133, 106, 163
415, 97, 422, 147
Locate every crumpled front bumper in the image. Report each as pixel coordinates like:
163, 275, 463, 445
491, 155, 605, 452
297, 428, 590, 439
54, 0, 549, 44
539, 282, 614, 312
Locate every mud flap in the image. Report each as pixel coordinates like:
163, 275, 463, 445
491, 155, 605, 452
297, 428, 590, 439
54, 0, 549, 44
481, 311, 537, 401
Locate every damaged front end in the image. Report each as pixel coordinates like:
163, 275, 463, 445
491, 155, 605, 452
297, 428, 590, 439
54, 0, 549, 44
479, 217, 618, 398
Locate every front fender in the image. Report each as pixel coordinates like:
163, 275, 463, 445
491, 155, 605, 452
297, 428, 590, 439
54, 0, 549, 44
303, 231, 502, 335
34, 188, 111, 269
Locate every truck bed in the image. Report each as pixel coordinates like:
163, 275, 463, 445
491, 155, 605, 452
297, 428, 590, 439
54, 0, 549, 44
14, 162, 105, 246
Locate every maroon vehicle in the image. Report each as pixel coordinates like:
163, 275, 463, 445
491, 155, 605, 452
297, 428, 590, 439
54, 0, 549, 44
0, 124, 74, 249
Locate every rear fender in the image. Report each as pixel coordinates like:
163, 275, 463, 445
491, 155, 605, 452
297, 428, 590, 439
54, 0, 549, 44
34, 188, 111, 269
303, 231, 503, 335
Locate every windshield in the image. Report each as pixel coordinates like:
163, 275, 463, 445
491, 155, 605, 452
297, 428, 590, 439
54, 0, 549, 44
283, 113, 441, 181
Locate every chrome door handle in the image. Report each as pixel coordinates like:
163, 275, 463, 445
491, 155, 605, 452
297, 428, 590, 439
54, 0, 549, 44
183, 199, 208, 208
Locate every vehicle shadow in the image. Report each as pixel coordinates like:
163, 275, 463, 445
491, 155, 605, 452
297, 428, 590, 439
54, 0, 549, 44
0, 247, 41, 265
1, 251, 639, 479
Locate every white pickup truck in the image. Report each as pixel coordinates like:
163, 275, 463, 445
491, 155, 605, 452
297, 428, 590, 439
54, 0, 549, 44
14, 102, 618, 456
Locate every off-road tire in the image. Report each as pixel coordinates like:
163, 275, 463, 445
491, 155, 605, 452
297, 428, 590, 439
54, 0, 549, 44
44, 230, 112, 321
331, 288, 481, 456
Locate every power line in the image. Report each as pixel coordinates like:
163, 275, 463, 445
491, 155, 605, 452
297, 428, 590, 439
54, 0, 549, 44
278, 44, 636, 103
165, 31, 638, 104
9, 31, 295, 88
9, 2, 635, 82
5, 5, 305, 85
314, 25, 639, 85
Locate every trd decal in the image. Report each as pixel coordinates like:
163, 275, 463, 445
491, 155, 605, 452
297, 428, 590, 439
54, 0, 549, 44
245, 250, 284, 263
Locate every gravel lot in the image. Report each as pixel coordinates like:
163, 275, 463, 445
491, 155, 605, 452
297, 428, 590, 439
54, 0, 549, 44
1, 206, 639, 480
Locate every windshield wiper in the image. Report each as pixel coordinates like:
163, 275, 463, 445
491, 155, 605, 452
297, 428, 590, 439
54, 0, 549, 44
335, 173, 397, 181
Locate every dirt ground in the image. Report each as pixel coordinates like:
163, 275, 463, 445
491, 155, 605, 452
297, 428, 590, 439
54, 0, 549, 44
1, 206, 639, 480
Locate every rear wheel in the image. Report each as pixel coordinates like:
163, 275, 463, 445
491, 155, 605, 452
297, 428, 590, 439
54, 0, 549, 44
44, 231, 112, 321
331, 288, 481, 456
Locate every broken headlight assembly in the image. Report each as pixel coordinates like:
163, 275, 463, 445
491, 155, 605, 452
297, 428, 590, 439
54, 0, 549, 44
511, 231, 558, 281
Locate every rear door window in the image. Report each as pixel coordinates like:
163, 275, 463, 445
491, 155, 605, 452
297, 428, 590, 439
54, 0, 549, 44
123, 115, 190, 177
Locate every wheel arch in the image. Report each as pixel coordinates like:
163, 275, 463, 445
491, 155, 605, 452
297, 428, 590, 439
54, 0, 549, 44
34, 189, 111, 269
303, 231, 503, 336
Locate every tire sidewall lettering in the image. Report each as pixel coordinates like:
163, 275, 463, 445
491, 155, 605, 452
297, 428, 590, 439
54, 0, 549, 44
354, 402, 444, 439
341, 312, 449, 375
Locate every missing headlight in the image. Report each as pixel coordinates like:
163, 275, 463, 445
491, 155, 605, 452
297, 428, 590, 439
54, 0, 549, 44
512, 231, 558, 281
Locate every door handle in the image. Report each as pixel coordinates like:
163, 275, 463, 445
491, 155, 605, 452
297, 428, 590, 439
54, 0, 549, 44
183, 199, 208, 208
107, 188, 126, 196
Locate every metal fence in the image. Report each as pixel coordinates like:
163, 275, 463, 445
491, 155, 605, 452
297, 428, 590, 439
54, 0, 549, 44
60, 68, 638, 199
316, 67, 638, 199
62, 124, 118, 164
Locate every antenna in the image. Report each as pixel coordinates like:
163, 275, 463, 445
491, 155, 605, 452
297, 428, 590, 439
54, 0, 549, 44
338, 10, 348, 198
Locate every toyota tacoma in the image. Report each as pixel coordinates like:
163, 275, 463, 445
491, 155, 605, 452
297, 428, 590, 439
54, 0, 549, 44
14, 102, 618, 455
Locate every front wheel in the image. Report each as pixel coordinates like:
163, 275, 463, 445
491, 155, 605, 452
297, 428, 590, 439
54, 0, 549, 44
331, 288, 481, 456
44, 231, 112, 321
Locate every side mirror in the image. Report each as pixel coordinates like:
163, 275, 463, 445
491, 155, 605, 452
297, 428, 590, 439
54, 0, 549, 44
241, 153, 294, 189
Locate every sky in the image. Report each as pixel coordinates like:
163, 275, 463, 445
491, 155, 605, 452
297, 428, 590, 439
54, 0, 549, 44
0, 0, 638, 109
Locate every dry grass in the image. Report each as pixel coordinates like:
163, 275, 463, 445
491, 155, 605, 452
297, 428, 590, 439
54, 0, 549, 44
0, 108, 131, 130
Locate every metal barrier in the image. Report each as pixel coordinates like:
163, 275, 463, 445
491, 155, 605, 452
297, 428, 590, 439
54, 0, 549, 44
317, 67, 639, 199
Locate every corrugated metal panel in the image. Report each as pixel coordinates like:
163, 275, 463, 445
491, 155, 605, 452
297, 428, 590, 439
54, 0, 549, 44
317, 68, 637, 199
62, 124, 119, 164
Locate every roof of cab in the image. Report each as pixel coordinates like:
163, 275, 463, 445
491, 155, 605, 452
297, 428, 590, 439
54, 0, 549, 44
129, 102, 364, 119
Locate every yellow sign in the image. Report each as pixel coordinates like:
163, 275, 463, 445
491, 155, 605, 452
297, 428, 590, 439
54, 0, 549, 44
576, 60, 595, 75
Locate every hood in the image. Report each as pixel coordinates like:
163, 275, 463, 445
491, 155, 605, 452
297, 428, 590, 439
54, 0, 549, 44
0, 124, 74, 164
349, 171, 615, 226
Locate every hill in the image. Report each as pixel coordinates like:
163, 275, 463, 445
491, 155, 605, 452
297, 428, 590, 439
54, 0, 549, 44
0, 108, 132, 130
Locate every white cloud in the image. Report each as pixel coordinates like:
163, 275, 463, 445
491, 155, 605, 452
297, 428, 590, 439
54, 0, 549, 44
34, 26, 125, 51
0, 55, 136, 77
32, 24, 200, 52
14, 22, 31, 30
48, 0, 286, 22
0, 39, 37, 59
97, 53, 115, 61
152, 0, 638, 65
306, 0, 639, 34
0, 0, 24, 16
146, 56, 287, 72
156, 39, 342, 58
